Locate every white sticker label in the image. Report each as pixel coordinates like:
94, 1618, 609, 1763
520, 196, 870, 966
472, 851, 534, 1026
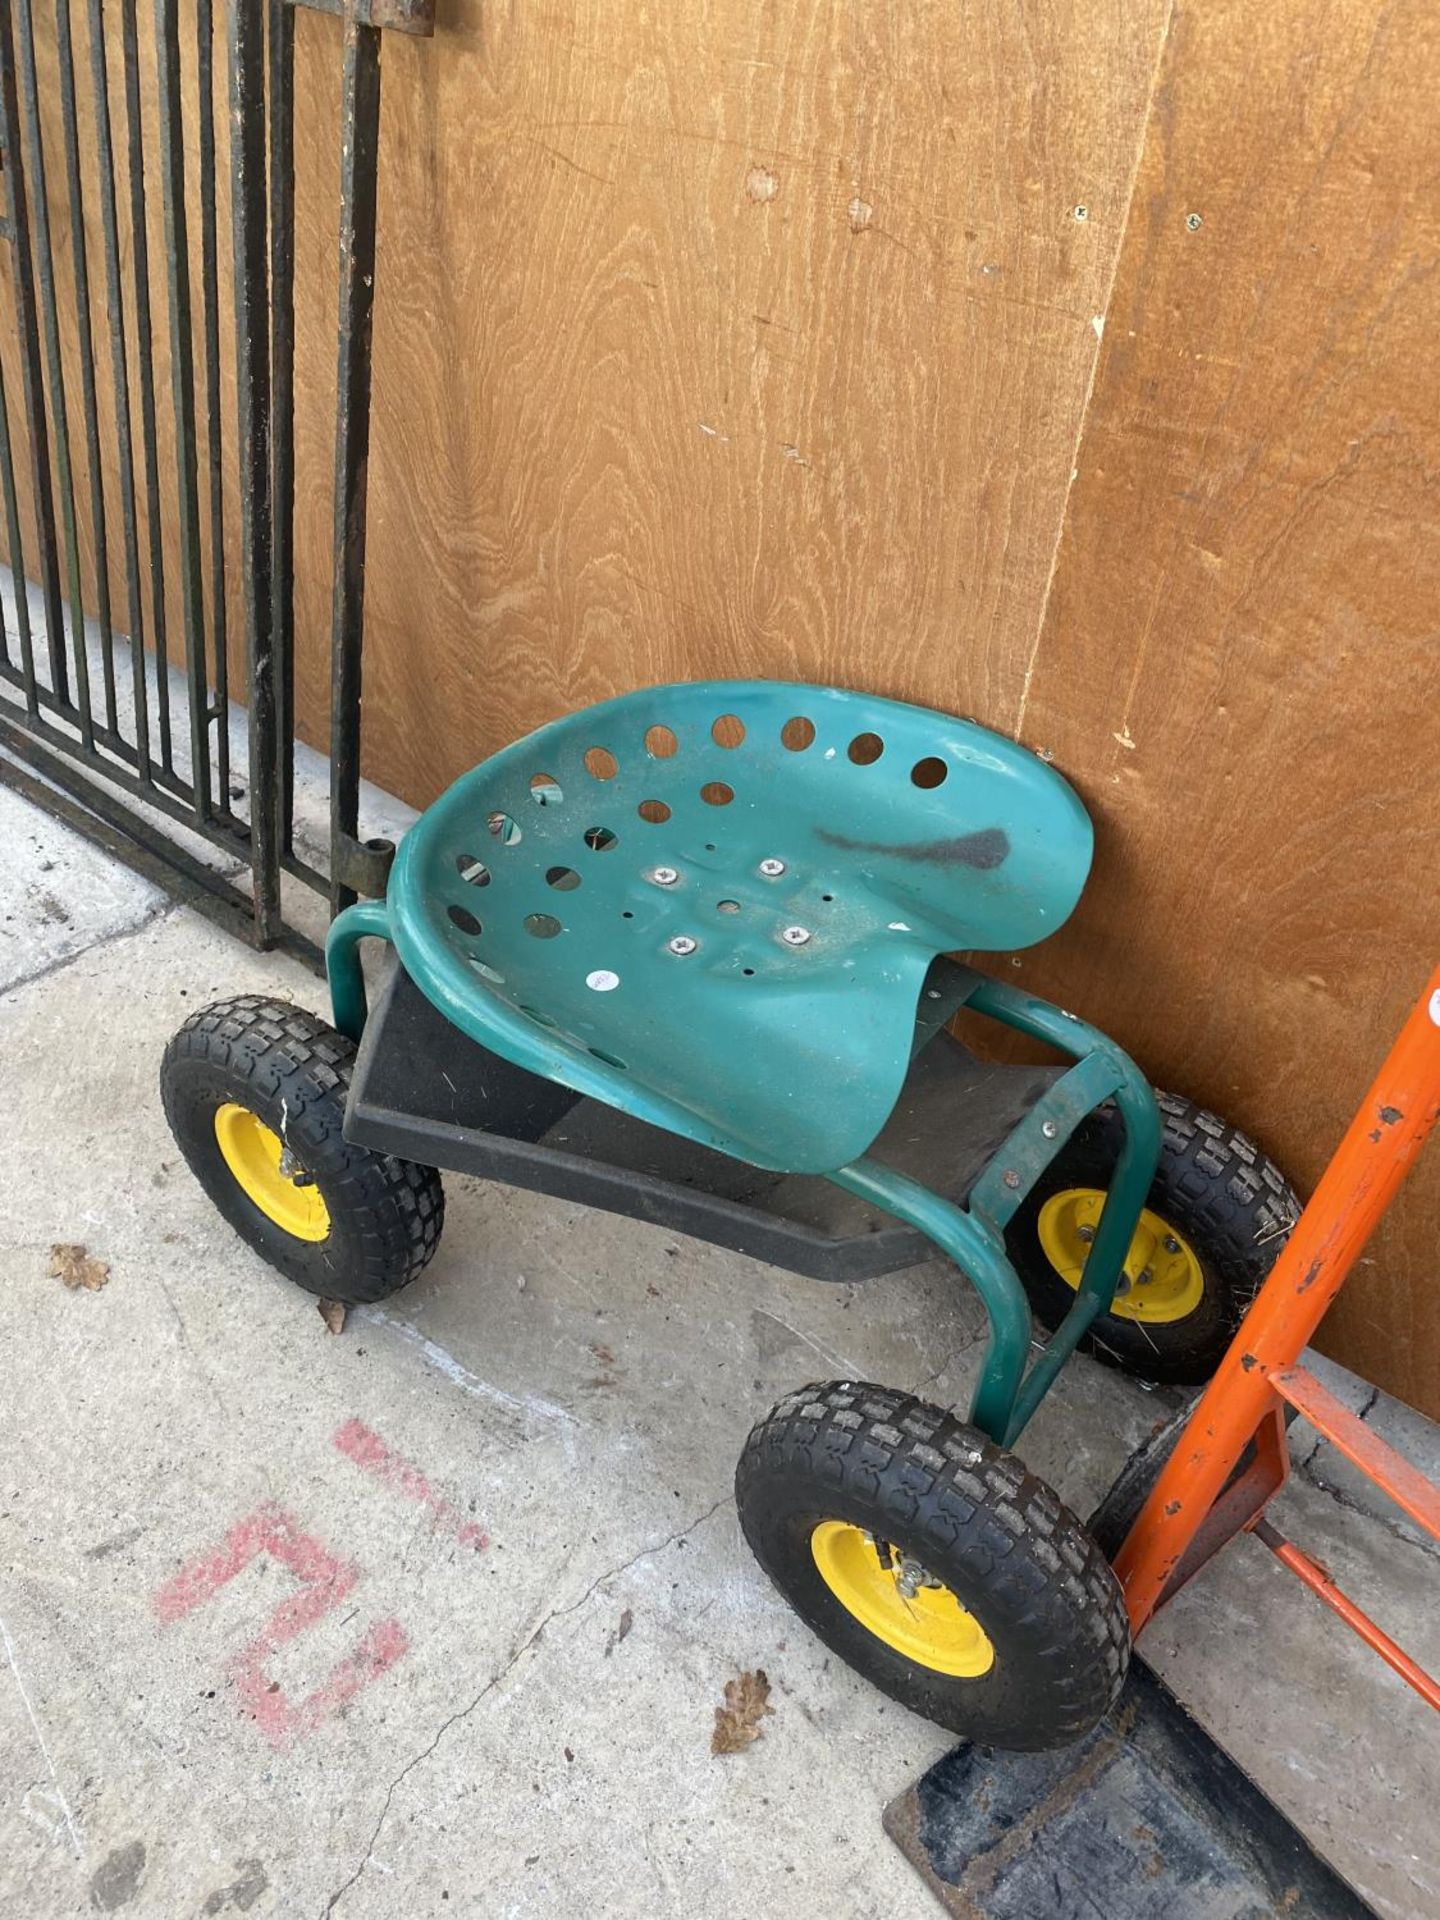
586, 969, 620, 993
1430, 988, 1440, 1028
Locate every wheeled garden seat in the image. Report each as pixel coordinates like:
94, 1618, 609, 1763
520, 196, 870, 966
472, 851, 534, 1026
165, 677, 1301, 1753
327, 681, 1164, 1445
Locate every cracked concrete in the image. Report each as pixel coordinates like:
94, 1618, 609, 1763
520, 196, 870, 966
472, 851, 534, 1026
0, 779, 1437, 1919
322, 1497, 734, 1919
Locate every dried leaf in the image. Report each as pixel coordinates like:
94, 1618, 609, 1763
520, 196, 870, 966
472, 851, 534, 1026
603, 1607, 634, 1658
317, 1298, 347, 1335
711, 1668, 773, 1755
50, 1243, 109, 1292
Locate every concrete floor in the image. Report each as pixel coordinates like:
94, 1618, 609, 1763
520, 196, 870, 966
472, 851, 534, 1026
1, 779, 1438, 1920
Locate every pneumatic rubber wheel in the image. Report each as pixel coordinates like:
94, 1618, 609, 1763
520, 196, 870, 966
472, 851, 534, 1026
160, 995, 444, 1305
735, 1382, 1130, 1749
1004, 1092, 1301, 1386
1088, 1400, 1198, 1563
1088, 1397, 1299, 1566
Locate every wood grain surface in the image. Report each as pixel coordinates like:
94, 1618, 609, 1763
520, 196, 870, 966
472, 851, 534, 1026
290, 0, 1169, 803
1001, 0, 1440, 1413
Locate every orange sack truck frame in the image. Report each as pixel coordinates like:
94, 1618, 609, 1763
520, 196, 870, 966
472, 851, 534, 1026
1113, 964, 1440, 1710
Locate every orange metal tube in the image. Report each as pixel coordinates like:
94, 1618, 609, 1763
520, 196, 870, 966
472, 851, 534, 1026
1114, 966, 1440, 1632
1270, 1365, 1440, 1544
1252, 1520, 1440, 1712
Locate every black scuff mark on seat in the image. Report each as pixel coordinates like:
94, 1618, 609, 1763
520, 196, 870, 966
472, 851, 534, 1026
815, 826, 1010, 870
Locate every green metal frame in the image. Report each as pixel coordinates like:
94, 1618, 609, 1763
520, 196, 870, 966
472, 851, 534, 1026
830, 976, 1161, 1444
329, 905, 1161, 1448
328, 895, 387, 1039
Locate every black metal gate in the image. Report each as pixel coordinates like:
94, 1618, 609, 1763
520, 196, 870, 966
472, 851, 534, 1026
0, 0, 429, 964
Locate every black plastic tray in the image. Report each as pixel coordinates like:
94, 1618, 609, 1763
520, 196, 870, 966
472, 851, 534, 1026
344, 955, 1061, 1283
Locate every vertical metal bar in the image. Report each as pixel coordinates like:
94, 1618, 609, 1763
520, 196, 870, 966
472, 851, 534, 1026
54, 0, 117, 733
88, 0, 151, 782
268, 0, 295, 851
0, 2, 49, 718
118, 0, 172, 772
329, 15, 383, 916
195, 0, 228, 803
1114, 964, 1440, 1633
153, 0, 210, 819
0, 355, 37, 696
228, 0, 279, 942
14, 0, 86, 718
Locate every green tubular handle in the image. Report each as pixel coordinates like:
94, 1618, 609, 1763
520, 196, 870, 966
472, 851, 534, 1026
832, 979, 1163, 1447
326, 899, 394, 1040
828, 1157, 1035, 1440
968, 977, 1163, 1444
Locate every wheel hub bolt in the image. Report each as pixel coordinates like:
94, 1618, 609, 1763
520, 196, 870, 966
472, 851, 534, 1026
651, 866, 679, 886
668, 935, 698, 955
759, 858, 786, 877
895, 1558, 926, 1599
1138, 1267, 1154, 1286
781, 925, 811, 946
1077, 1224, 1096, 1244
1163, 1235, 1181, 1255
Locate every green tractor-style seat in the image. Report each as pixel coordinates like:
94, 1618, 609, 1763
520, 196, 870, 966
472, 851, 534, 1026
327, 680, 1163, 1445
341, 681, 1091, 1173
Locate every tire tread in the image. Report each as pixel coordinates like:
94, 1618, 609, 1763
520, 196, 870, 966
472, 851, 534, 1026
161, 995, 443, 1303
737, 1381, 1129, 1747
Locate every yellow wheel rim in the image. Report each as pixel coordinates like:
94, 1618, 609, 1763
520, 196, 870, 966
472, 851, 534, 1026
213, 1103, 331, 1242
1037, 1188, 1204, 1324
810, 1521, 996, 1678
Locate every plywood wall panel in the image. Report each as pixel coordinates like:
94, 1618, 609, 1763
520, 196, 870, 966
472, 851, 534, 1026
295, 0, 1170, 807
999, 0, 1440, 1415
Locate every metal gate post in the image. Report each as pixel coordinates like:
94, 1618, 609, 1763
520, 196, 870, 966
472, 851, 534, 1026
228, 0, 279, 943
328, 10, 382, 916
286, 0, 436, 914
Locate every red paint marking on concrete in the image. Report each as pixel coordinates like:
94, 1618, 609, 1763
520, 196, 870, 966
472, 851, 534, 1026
153, 1502, 354, 1626
153, 1502, 407, 1749
231, 1615, 409, 1748
333, 1417, 488, 1550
